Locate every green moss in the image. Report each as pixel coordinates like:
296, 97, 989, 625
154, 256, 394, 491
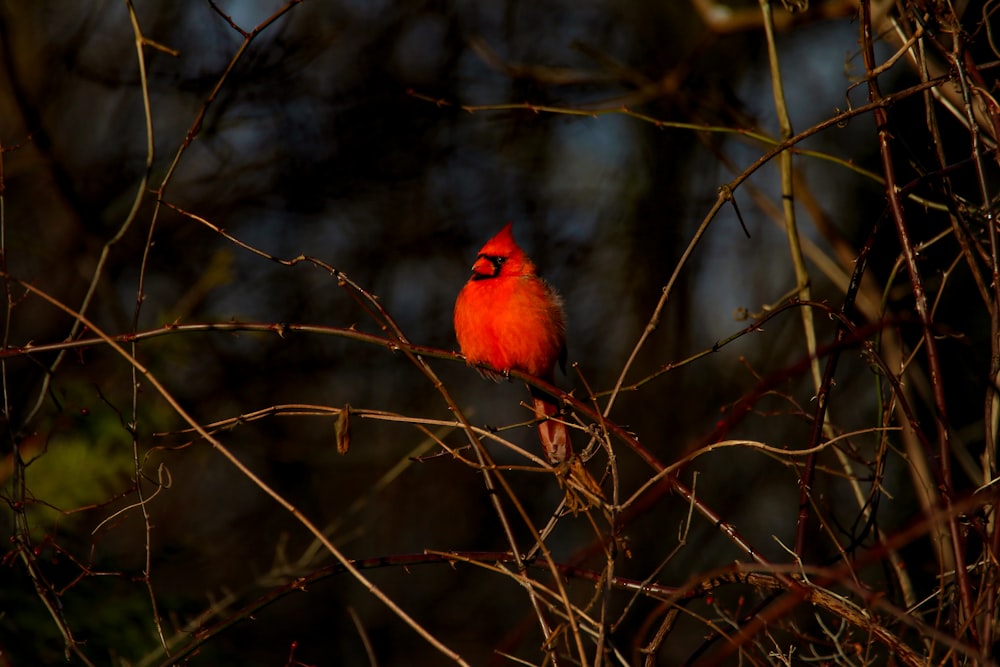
18, 411, 135, 533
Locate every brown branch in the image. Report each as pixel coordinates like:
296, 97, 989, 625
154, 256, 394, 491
860, 0, 975, 646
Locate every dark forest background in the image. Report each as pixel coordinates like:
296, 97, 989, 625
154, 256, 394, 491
2, 1, 999, 665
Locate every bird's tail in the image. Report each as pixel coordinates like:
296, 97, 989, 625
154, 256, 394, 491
530, 386, 606, 510
530, 387, 571, 463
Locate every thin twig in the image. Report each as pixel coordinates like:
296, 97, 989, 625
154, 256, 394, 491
860, 0, 974, 642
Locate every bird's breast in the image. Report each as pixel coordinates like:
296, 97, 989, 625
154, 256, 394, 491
454, 276, 564, 378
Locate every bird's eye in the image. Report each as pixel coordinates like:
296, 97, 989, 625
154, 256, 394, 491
495, 257, 507, 265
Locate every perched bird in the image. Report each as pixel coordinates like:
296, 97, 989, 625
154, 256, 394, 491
454, 223, 571, 463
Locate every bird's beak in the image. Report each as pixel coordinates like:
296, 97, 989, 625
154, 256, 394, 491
471, 255, 497, 277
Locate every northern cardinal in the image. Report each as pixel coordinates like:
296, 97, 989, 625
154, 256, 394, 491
454, 223, 571, 463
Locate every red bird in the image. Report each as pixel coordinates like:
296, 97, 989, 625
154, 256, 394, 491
454, 223, 571, 463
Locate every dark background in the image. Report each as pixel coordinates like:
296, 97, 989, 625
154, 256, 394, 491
1, 1, 996, 665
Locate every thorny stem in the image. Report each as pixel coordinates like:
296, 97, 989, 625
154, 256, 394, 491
947, 16, 1000, 653
861, 0, 974, 644
757, 0, 825, 559
123, 0, 169, 652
